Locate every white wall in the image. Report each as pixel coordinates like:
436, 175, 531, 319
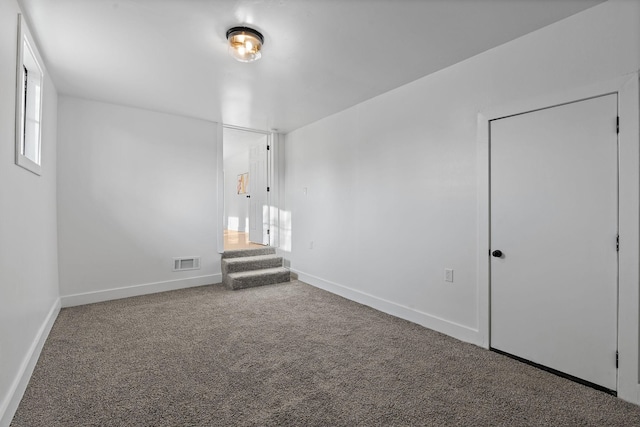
224, 150, 249, 232
0, 1, 60, 425
284, 0, 639, 393
57, 97, 221, 305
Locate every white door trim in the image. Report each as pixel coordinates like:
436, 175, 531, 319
216, 123, 224, 254
477, 73, 639, 404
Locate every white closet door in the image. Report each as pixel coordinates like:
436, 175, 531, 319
490, 94, 618, 391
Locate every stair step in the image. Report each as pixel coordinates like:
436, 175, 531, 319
222, 254, 283, 275
222, 247, 276, 259
225, 267, 291, 290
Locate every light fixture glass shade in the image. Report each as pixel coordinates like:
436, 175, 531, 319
226, 26, 264, 63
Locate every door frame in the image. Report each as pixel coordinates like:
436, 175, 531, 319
217, 125, 281, 254
477, 73, 639, 404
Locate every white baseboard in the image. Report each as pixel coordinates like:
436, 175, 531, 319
61, 274, 222, 308
0, 298, 61, 427
293, 270, 482, 347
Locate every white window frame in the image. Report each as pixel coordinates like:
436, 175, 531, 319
15, 13, 45, 176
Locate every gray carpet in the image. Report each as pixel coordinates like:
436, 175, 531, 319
11, 280, 640, 426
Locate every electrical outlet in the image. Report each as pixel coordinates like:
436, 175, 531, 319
444, 269, 454, 283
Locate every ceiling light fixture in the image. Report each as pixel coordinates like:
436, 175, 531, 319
226, 26, 264, 63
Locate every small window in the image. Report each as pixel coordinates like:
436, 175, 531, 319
15, 14, 44, 176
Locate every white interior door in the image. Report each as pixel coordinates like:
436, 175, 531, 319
490, 94, 618, 391
248, 138, 269, 245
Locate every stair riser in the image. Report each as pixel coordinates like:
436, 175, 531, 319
222, 258, 283, 275
222, 248, 276, 259
225, 271, 291, 290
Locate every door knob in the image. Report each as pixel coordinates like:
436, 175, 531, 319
246, 195, 250, 198
492, 250, 503, 258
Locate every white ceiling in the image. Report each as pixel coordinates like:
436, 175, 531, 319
223, 127, 267, 161
19, 0, 604, 133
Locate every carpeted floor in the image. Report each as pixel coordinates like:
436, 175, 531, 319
11, 280, 640, 426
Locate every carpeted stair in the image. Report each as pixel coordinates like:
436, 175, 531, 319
221, 247, 290, 290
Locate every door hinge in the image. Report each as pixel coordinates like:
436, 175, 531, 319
616, 351, 619, 369
617, 235, 619, 252
617, 116, 619, 134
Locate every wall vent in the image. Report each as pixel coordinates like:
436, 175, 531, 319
173, 257, 201, 271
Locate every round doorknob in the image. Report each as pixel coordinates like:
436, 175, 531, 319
246, 195, 250, 198
492, 250, 503, 258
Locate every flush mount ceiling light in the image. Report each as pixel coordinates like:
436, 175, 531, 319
226, 26, 264, 63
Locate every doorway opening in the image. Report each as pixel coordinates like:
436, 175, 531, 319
222, 126, 271, 251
